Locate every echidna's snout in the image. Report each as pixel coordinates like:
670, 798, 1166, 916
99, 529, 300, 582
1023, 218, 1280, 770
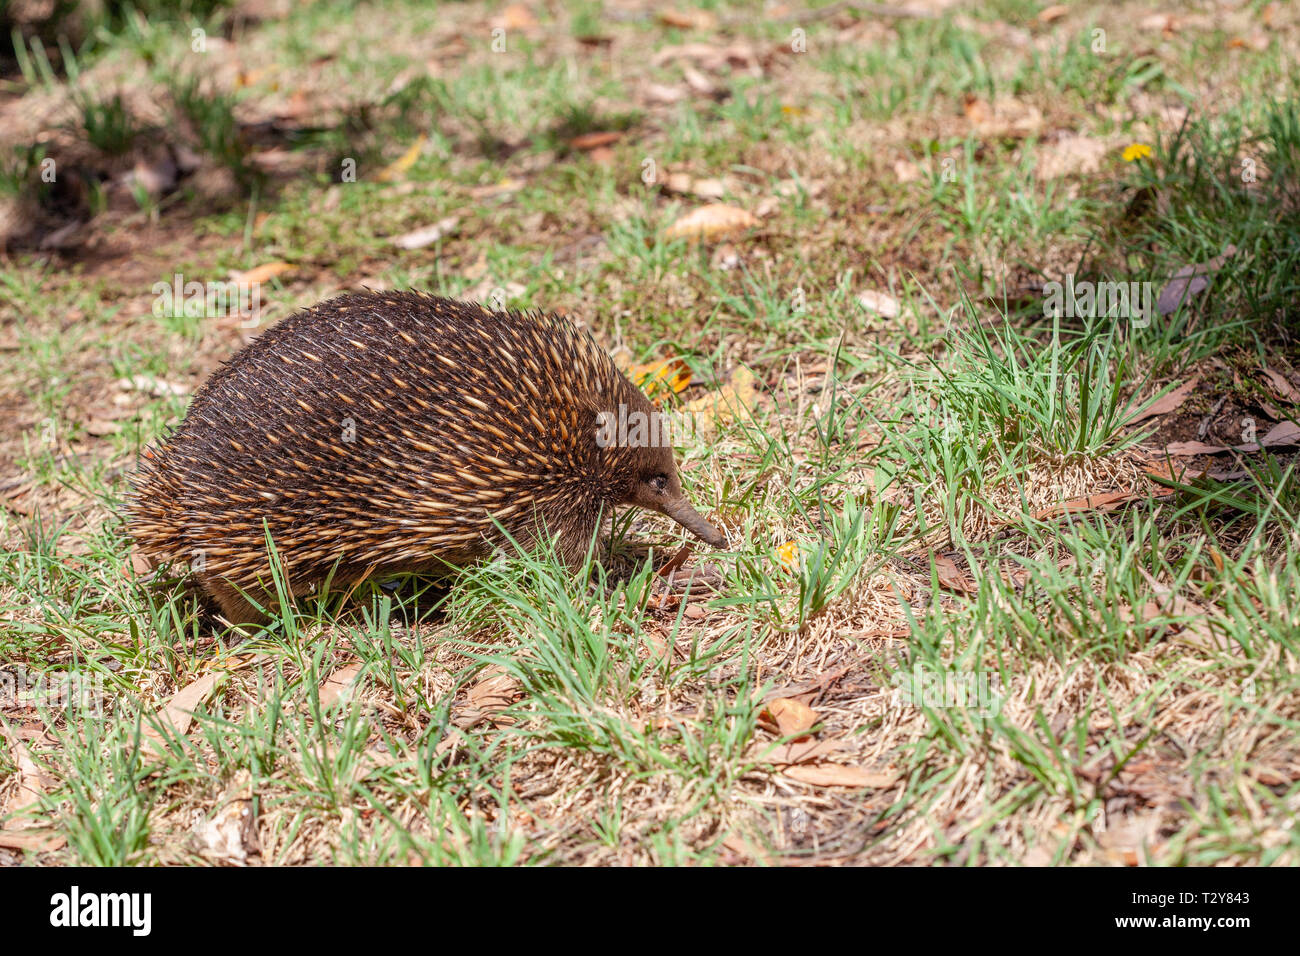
627, 466, 728, 548
661, 494, 728, 549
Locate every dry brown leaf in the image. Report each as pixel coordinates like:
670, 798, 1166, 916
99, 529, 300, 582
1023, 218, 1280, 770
962, 93, 992, 126
656, 9, 717, 30
235, 261, 294, 285
664, 203, 758, 242
318, 662, 363, 710
1165, 419, 1300, 455
1125, 377, 1200, 425
760, 737, 846, 766
1227, 34, 1269, 51
1030, 490, 1145, 520
655, 543, 694, 579
569, 131, 622, 151
933, 553, 977, 594
1261, 367, 1300, 404
143, 672, 222, 753
1037, 4, 1069, 23
764, 697, 818, 737
129, 546, 154, 575
0, 727, 65, 852
680, 64, 717, 96
1136, 569, 1232, 654
466, 671, 520, 715
2, 729, 55, 819
0, 829, 65, 852
643, 82, 688, 104
783, 764, 898, 788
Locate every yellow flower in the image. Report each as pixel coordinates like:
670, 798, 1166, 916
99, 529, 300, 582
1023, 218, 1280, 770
775, 542, 800, 572
1122, 143, 1153, 162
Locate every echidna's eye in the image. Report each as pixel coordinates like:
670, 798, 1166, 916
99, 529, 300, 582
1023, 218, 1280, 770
649, 474, 668, 494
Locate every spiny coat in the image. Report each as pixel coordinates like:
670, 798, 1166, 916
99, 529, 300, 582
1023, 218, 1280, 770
129, 291, 725, 623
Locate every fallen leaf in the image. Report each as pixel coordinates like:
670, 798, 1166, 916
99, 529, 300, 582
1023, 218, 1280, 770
893, 158, 922, 183
643, 82, 687, 104
1261, 367, 1300, 404
764, 698, 818, 737
393, 216, 460, 250
569, 131, 622, 150
933, 553, 977, 594
318, 662, 362, 710
2, 728, 55, 819
663, 173, 731, 199
374, 134, 427, 182
235, 261, 294, 285
1227, 34, 1269, 51
783, 764, 898, 788
683, 366, 758, 430
664, 203, 758, 242
963, 95, 1043, 138
466, 670, 520, 715
142, 672, 222, 754
1125, 377, 1200, 425
1156, 246, 1236, 315
655, 543, 694, 578
1164, 419, 1300, 455
630, 357, 692, 400
1030, 490, 1150, 520
497, 3, 537, 30
680, 64, 717, 96
0, 829, 65, 852
1037, 4, 1069, 23
857, 290, 901, 319
760, 737, 846, 766
963, 93, 992, 126
0, 728, 64, 850
129, 546, 153, 575
656, 9, 717, 30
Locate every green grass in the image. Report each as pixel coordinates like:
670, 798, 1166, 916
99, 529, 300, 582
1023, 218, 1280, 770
1, 0, 1298, 866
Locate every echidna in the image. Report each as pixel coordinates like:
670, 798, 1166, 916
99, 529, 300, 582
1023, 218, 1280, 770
128, 291, 727, 623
